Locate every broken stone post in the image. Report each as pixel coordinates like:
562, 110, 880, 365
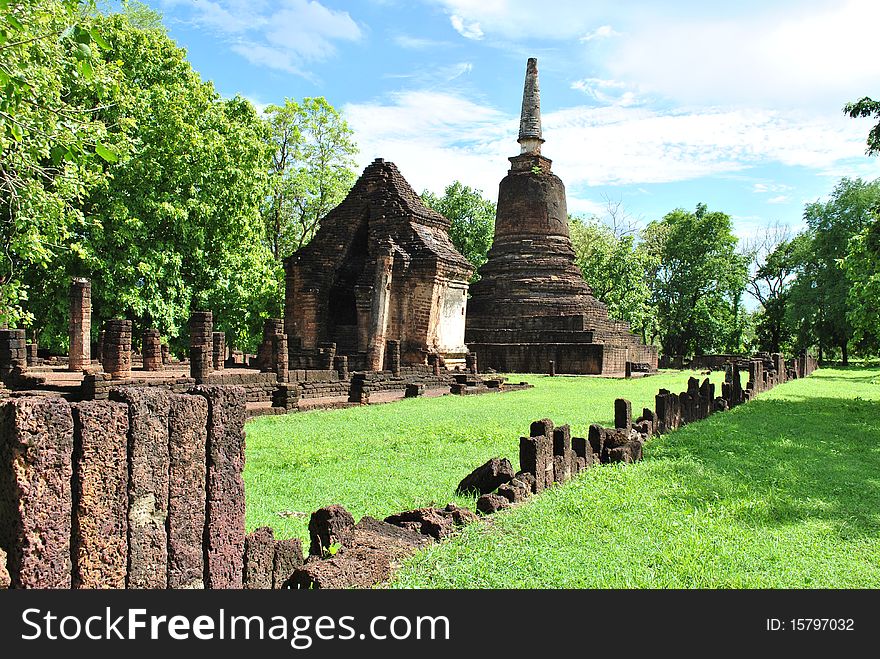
273, 333, 288, 382
191, 385, 246, 589
244, 527, 275, 589
68, 277, 91, 371
520, 434, 552, 493
552, 424, 572, 483
142, 328, 163, 372
110, 387, 170, 588
97, 330, 105, 366
614, 398, 632, 433
772, 353, 785, 384
367, 244, 394, 372
257, 319, 284, 372
466, 351, 478, 375
26, 342, 38, 367
273, 538, 304, 589
103, 320, 132, 380
308, 504, 355, 557
0, 328, 26, 381
212, 332, 225, 371
188, 311, 213, 383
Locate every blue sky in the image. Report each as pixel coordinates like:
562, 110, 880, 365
151, 0, 880, 240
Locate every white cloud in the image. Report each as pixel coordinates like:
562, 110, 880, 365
580, 25, 620, 42
752, 182, 793, 194
571, 78, 640, 107
162, 0, 362, 76
607, 0, 880, 108
767, 195, 790, 204
344, 91, 511, 196
344, 90, 877, 200
393, 34, 454, 49
429, 0, 617, 41
450, 14, 484, 40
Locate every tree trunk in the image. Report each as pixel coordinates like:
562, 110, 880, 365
841, 341, 848, 366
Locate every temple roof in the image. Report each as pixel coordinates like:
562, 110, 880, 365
288, 158, 473, 276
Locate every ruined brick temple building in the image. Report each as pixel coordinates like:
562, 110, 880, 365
284, 159, 474, 371
465, 58, 658, 375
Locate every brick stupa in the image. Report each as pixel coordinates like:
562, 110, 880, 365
465, 58, 657, 375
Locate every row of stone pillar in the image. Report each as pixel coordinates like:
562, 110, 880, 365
0, 386, 246, 589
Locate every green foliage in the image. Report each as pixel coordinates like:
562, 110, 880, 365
746, 227, 807, 353
393, 368, 880, 588
0, 0, 118, 328
643, 203, 749, 356
14, 8, 278, 352
790, 178, 880, 363
844, 213, 880, 352
844, 96, 880, 155
421, 181, 495, 279
569, 216, 656, 342
262, 97, 358, 261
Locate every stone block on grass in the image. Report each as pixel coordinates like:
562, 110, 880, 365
456, 457, 514, 495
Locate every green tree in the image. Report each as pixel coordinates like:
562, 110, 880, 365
262, 97, 358, 261
843, 213, 880, 353
0, 0, 120, 329
569, 216, 656, 343
845, 96, 880, 155
745, 223, 800, 353
21, 10, 278, 353
644, 203, 748, 357
792, 177, 880, 364
421, 181, 494, 280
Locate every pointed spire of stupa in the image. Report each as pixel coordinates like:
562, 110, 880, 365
518, 57, 544, 155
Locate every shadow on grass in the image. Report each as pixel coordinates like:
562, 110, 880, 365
649, 395, 880, 538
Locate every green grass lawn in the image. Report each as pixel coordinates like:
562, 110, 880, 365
244, 367, 880, 588
244, 370, 725, 541
392, 368, 880, 588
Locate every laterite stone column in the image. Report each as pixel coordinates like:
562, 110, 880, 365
189, 311, 213, 383
68, 278, 91, 371
142, 328, 163, 372
103, 320, 132, 380
71, 400, 129, 588
0, 397, 74, 588
212, 332, 225, 371
367, 245, 394, 372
